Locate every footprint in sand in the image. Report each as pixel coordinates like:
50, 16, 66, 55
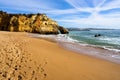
0, 34, 48, 80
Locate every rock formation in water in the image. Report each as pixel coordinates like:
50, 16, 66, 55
0, 11, 68, 34
94, 34, 102, 37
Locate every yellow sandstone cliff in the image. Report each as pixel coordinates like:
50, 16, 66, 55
0, 11, 68, 34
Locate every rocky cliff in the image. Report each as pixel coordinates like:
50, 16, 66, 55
0, 11, 68, 34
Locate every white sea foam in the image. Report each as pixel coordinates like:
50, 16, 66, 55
56, 34, 79, 43
111, 55, 120, 59
28, 33, 78, 42
99, 37, 120, 45
103, 46, 120, 52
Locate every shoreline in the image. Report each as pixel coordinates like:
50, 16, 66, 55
58, 41, 120, 64
0, 31, 120, 80
29, 33, 120, 64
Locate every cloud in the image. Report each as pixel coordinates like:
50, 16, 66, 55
100, 0, 120, 10
0, 0, 54, 13
56, 16, 120, 29
43, 9, 80, 15
0, 0, 120, 28
65, 0, 89, 8
57, 0, 119, 29
65, 0, 120, 17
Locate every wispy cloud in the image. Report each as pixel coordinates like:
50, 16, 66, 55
101, 0, 120, 10
44, 9, 80, 15
93, 0, 106, 7
0, 0, 54, 13
0, 0, 120, 28
57, 16, 120, 29
65, 0, 120, 17
65, 0, 89, 8
59, 0, 120, 28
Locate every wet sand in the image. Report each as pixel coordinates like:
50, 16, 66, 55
0, 31, 120, 80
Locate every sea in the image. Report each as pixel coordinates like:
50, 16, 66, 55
69, 29, 120, 52
29, 29, 120, 64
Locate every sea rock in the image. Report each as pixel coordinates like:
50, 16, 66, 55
0, 11, 68, 34
94, 34, 102, 37
58, 26, 69, 34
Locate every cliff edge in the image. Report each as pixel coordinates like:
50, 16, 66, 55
0, 11, 68, 34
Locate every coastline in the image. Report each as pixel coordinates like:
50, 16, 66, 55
29, 33, 120, 64
0, 31, 120, 80
58, 41, 120, 64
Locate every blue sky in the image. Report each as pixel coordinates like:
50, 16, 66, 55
0, 0, 120, 29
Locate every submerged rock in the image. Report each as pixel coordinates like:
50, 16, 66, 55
0, 11, 68, 34
94, 34, 102, 37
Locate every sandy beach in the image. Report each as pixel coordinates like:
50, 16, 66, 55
0, 31, 120, 80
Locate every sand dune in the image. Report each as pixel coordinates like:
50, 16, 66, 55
0, 31, 120, 80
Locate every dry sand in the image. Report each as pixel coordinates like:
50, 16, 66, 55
0, 31, 120, 80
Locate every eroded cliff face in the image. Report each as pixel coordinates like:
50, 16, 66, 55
0, 11, 68, 34
0, 11, 11, 30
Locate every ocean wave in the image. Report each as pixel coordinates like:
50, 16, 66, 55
102, 46, 120, 52
55, 34, 120, 52
98, 37, 120, 45
56, 34, 79, 43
